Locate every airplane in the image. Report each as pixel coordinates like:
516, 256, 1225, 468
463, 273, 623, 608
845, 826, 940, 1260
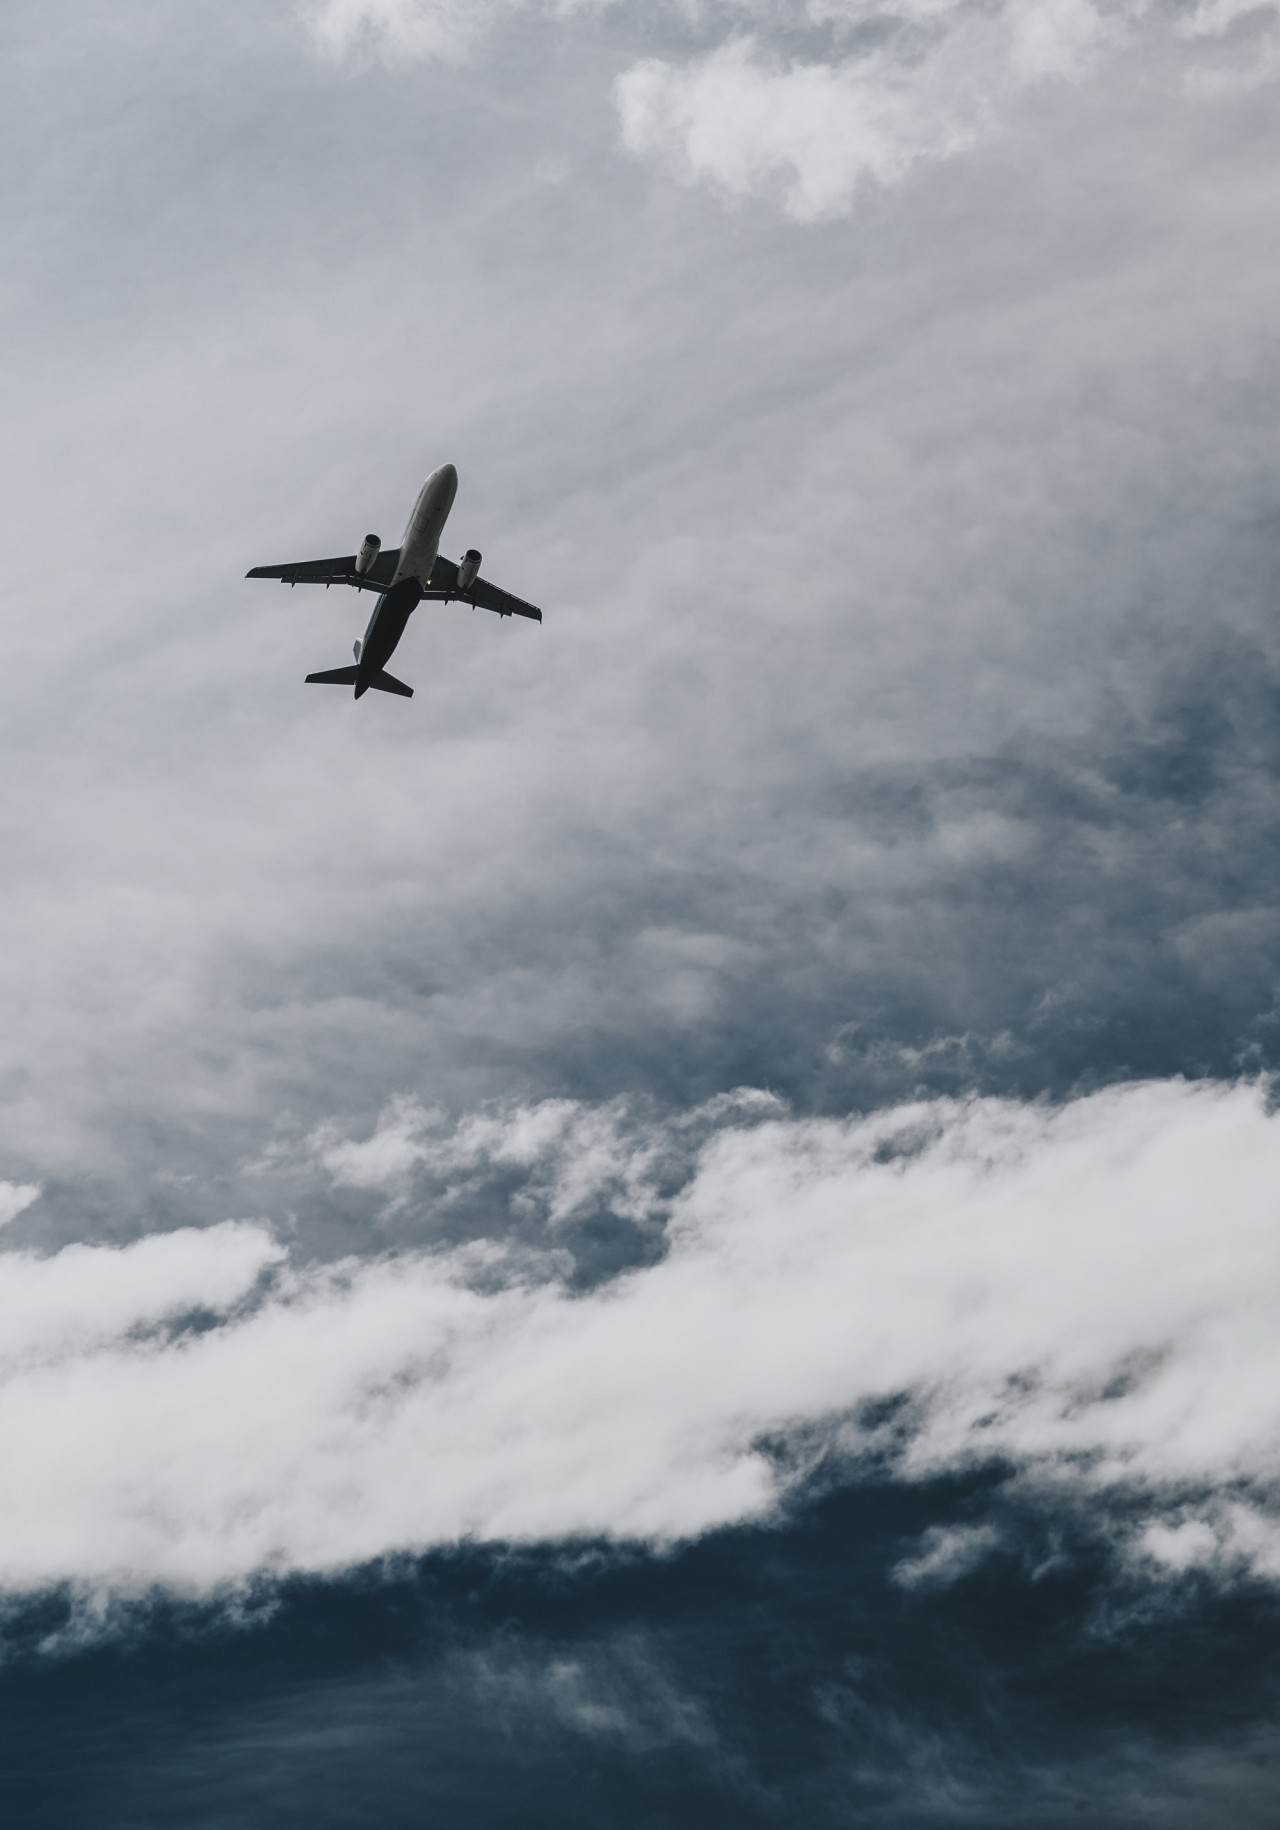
246, 463, 542, 699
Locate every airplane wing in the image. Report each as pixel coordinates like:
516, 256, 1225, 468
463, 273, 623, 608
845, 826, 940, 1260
246, 548, 402, 590
246, 549, 540, 620
462, 576, 543, 623
423, 556, 543, 623
247, 555, 356, 585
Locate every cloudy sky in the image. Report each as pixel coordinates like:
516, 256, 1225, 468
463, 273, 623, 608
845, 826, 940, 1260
2, 0, 1280, 1820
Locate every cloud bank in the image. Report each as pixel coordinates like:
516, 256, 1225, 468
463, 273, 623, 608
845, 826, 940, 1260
301, 0, 1280, 216
618, 1, 1280, 215
615, 0, 1128, 220
4, 1076, 1279, 1596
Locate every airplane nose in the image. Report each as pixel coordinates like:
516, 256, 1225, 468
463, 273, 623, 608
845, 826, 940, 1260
435, 463, 458, 490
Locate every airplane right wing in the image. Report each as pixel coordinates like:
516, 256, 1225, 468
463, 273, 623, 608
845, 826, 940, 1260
247, 555, 356, 585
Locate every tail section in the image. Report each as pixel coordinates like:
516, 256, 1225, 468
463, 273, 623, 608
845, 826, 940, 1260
369, 670, 413, 698
303, 664, 412, 697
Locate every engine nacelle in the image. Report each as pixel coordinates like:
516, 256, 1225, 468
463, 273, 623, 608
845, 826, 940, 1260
457, 548, 482, 591
355, 534, 381, 576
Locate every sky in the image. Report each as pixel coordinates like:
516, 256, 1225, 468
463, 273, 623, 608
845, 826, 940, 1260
2, 0, 1280, 1820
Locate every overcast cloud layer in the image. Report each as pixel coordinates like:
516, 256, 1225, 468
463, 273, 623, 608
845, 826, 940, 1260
3, 0, 1280, 1819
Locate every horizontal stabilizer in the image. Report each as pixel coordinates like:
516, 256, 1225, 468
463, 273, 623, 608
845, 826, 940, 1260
305, 666, 359, 686
369, 670, 413, 698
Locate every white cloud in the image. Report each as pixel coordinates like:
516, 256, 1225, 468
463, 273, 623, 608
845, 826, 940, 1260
633, 0, 1280, 208
616, 34, 996, 221
297, 0, 601, 66
312, 1094, 449, 1200
296, 0, 1280, 215
0, 1221, 282, 1373
612, 0, 1144, 220
0, 1183, 39, 1229
470, 1637, 718, 1750
892, 1522, 1003, 1588
298, 0, 511, 66
0, 1079, 1278, 1595
301, 0, 1125, 212
307, 1086, 784, 1222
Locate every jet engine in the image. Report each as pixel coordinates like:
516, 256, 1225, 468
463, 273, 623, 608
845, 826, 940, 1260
457, 549, 482, 590
355, 534, 381, 575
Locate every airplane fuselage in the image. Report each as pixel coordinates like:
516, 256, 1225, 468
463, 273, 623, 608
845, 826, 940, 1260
355, 463, 457, 698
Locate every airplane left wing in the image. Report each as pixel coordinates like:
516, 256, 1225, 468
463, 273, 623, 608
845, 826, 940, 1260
463, 575, 543, 623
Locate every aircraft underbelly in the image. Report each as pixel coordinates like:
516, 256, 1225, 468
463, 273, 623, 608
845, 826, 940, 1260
398, 527, 439, 586
355, 577, 425, 689
362, 583, 415, 669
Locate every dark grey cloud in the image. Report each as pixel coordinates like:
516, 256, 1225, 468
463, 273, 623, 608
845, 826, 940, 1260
3, 1481, 1280, 1826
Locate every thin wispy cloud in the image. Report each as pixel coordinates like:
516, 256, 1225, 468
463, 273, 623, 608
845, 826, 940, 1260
0, 1183, 39, 1230
299, 0, 525, 66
